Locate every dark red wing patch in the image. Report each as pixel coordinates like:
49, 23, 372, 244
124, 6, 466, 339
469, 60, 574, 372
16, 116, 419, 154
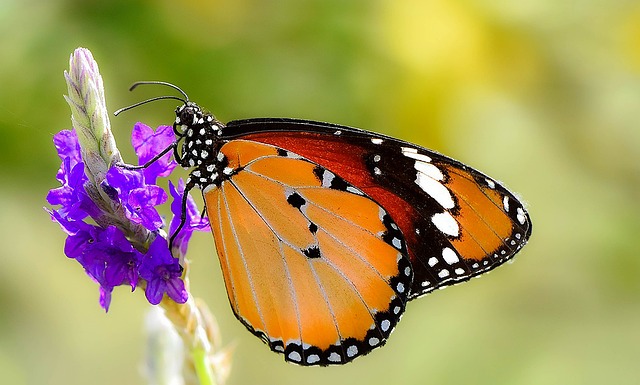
224, 119, 531, 299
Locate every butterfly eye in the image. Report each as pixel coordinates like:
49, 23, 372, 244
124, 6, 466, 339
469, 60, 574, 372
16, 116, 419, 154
177, 107, 196, 126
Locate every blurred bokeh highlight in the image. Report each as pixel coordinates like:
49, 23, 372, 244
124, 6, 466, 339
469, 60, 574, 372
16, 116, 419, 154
1, 0, 639, 384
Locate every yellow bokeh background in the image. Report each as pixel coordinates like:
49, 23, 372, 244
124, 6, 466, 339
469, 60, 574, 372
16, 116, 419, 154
1, 1, 639, 384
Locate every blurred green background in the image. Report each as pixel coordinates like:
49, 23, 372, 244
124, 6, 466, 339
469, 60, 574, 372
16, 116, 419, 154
2, 0, 640, 384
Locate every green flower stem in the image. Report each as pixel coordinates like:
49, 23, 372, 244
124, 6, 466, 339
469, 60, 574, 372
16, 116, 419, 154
193, 346, 215, 385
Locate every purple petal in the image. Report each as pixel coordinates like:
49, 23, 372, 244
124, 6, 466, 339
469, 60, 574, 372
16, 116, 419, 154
165, 278, 188, 304
64, 222, 100, 259
47, 160, 84, 205
131, 123, 177, 184
138, 207, 165, 231
106, 167, 144, 192
129, 185, 167, 207
64, 228, 94, 259
53, 129, 82, 166
47, 208, 81, 235
95, 226, 143, 288
105, 167, 167, 231
139, 236, 187, 305
144, 278, 165, 305
126, 186, 167, 230
99, 286, 113, 312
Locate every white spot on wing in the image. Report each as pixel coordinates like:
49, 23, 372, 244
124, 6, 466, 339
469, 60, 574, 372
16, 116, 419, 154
371, 138, 383, 145
288, 351, 302, 362
416, 173, 454, 209
442, 247, 459, 264
503, 196, 510, 212
432, 212, 459, 237
346, 186, 363, 195
516, 207, 526, 224
322, 170, 335, 187
402, 148, 432, 163
438, 269, 450, 278
415, 161, 444, 181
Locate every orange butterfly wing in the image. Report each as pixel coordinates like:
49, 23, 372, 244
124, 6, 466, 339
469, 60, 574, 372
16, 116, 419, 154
204, 140, 411, 365
224, 119, 531, 299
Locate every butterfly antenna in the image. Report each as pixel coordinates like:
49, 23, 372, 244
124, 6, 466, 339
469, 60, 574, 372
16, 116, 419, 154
114, 95, 187, 115
114, 81, 191, 116
129, 81, 190, 102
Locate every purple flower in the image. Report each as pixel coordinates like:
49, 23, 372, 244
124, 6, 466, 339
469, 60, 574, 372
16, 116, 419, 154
105, 167, 167, 231
139, 236, 187, 305
62, 223, 143, 311
131, 123, 177, 184
46, 131, 101, 220
47, 123, 203, 311
169, 179, 211, 256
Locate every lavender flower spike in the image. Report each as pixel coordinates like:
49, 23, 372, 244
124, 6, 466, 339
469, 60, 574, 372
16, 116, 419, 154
64, 48, 121, 184
62, 48, 151, 248
48, 47, 230, 385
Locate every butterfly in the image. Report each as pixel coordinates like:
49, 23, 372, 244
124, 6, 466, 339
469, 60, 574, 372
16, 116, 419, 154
117, 81, 532, 366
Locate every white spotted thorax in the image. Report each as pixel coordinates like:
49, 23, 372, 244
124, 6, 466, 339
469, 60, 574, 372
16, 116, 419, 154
174, 102, 228, 193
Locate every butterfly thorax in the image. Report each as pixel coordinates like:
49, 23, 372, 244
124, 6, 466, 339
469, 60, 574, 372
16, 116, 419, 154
174, 102, 228, 193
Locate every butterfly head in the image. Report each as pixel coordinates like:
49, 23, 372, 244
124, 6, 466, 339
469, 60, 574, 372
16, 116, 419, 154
174, 102, 220, 136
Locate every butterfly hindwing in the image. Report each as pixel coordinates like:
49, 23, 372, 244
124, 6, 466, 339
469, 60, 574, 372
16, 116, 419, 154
223, 119, 532, 299
204, 139, 412, 365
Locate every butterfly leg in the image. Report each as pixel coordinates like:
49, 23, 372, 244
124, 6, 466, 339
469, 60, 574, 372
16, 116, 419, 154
117, 142, 178, 170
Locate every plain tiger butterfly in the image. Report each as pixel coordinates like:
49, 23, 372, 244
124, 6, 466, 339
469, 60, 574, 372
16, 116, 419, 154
117, 81, 532, 366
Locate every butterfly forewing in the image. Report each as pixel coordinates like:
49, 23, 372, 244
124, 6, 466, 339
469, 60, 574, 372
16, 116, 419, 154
204, 140, 412, 365
223, 119, 532, 299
